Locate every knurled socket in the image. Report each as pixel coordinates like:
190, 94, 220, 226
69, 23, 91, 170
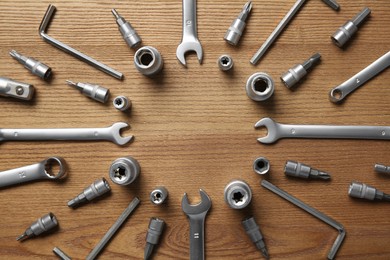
134, 46, 163, 76
224, 180, 252, 209
246, 72, 274, 101
109, 157, 140, 186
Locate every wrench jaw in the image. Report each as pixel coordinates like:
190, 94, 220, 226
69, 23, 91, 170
41, 157, 67, 180
109, 122, 133, 146
181, 189, 211, 216
254, 118, 280, 144
176, 41, 203, 67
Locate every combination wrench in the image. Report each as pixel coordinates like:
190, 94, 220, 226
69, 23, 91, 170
329, 51, 390, 103
0, 122, 132, 146
255, 117, 390, 144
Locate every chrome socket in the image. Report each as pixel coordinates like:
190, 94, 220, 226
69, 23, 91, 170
246, 73, 274, 101
66, 80, 110, 103
218, 54, 234, 71
224, 180, 252, 209
253, 157, 270, 175
109, 157, 140, 186
134, 46, 163, 76
68, 178, 111, 208
17, 213, 58, 241
112, 9, 142, 49
150, 186, 168, 205
113, 96, 132, 112
10, 50, 52, 80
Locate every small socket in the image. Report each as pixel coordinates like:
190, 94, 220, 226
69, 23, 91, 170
68, 178, 111, 208
113, 96, 132, 111
150, 186, 168, 205
253, 157, 270, 175
134, 46, 163, 76
112, 9, 142, 49
9, 50, 52, 80
218, 55, 234, 71
66, 80, 110, 103
224, 180, 252, 209
17, 213, 58, 241
246, 73, 274, 101
224, 1, 252, 46
349, 181, 378, 200
109, 157, 140, 186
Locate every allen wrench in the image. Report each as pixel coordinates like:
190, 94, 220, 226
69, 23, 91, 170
261, 180, 345, 260
39, 4, 123, 80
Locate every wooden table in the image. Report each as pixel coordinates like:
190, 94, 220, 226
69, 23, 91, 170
0, 0, 389, 259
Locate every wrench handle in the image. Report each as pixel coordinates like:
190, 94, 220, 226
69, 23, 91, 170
0, 163, 44, 188
182, 0, 198, 40
189, 215, 206, 260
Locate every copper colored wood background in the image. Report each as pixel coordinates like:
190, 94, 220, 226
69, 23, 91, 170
0, 0, 389, 259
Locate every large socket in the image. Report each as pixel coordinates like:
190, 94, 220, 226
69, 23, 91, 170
109, 157, 140, 186
224, 180, 252, 209
134, 46, 163, 76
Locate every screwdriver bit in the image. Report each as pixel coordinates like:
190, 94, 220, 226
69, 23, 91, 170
284, 161, 330, 180
242, 217, 269, 259
9, 50, 52, 80
112, 9, 142, 49
66, 80, 110, 103
144, 217, 165, 260
349, 181, 390, 202
374, 163, 390, 174
17, 213, 58, 241
68, 178, 111, 208
224, 1, 252, 46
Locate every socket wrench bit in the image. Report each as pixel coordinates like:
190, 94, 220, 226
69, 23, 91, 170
134, 46, 164, 76
144, 217, 165, 260
224, 1, 252, 46
66, 80, 110, 103
113, 96, 132, 112
246, 73, 275, 101
218, 55, 234, 71
17, 213, 58, 241
109, 157, 140, 186
284, 161, 330, 180
348, 181, 390, 201
150, 186, 169, 205
224, 180, 252, 209
322, 0, 340, 11
0, 77, 35, 101
281, 53, 321, 89
253, 157, 270, 175
112, 9, 141, 49
9, 50, 52, 80
53, 247, 72, 260
331, 7, 371, 48
374, 163, 390, 174
242, 217, 269, 259
68, 178, 111, 208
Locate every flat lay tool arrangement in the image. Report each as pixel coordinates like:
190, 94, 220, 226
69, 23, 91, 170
0, 0, 389, 259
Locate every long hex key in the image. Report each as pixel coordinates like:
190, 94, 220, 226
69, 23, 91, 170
261, 180, 345, 260
39, 4, 123, 80
86, 197, 140, 260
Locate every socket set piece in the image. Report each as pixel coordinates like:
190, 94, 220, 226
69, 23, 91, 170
224, 1, 252, 46
284, 161, 330, 180
113, 96, 132, 112
68, 178, 111, 208
224, 180, 252, 209
144, 217, 166, 260
17, 213, 58, 241
53, 247, 72, 260
0, 77, 35, 101
246, 73, 274, 101
9, 50, 52, 80
331, 7, 371, 48
134, 46, 164, 76
281, 53, 321, 89
66, 80, 110, 103
218, 55, 234, 71
150, 186, 169, 205
111, 9, 141, 49
242, 217, 269, 259
253, 157, 270, 175
348, 181, 390, 202
374, 163, 390, 174
109, 157, 140, 186
321, 0, 340, 11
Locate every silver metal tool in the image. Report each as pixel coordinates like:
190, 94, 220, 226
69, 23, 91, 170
39, 4, 123, 80
0, 123, 132, 146
109, 157, 140, 186
217, 55, 234, 71
17, 213, 59, 241
0, 77, 35, 101
242, 217, 269, 259
86, 197, 140, 260
349, 181, 390, 202
0, 157, 66, 188
9, 50, 52, 80
246, 73, 274, 101
253, 157, 270, 175
224, 1, 252, 46
112, 9, 142, 49
176, 0, 203, 66
281, 53, 321, 89
255, 117, 390, 144
68, 178, 111, 208
53, 247, 72, 260
113, 96, 131, 112
144, 217, 165, 260
331, 7, 371, 48
134, 46, 164, 76
374, 163, 390, 174
224, 180, 252, 209
329, 51, 390, 103
181, 189, 211, 260
150, 186, 169, 205
322, 0, 340, 11
261, 180, 346, 260
66, 80, 110, 103
285, 161, 330, 180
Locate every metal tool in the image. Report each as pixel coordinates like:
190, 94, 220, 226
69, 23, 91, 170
329, 51, 390, 103
253, 157, 270, 175
322, 0, 340, 11
242, 217, 269, 259
112, 9, 142, 49
285, 161, 330, 180
224, 180, 252, 209
109, 157, 140, 186
17, 213, 59, 241
374, 163, 390, 174
255, 117, 390, 144
261, 180, 346, 260
176, 0, 203, 66
66, 80, 110, 103
0, 123, 132, 146
0, 77, 35, 101
68, 178, 111, 208
150, 186, 169, 205
39, 4, 123, 80
246, 73, 274, 101
0, 157, 66, 188
9, 50, 52, 80
113, 96, 131, 112
144, 217, 165, 260
331, 7, 371, 48
281, 53, 321, 89
53, 247, 72, 260
349, 181, 390, 202
181, 189, 211, 260
217, 55, 234, 71
134, 46, 164, 76
86, 197, 140, 260
224, 1, 252, 46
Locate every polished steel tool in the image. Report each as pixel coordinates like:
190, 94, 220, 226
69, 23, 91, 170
242, 217, 269, 259
134, 46, 164, 76
17, 213, 59, 241
246, 72, 274, 101
224, 1, 252, 46
68, 178, 111, 208
322, 0, 340, 11
111, 9, 141, 49
9, 50, 52, 80
113, 96, 131, 112
150, 186, 169, 205
53, 247, 72, 260
374, 163, 390, 175
144, 217, 166, 260
285, 161, 330, 180
349, 181, 390, 202
66, 80, 110, 103
217, 55, 234, 71
224, 180, 252, 209
109, 157, 140, 186
253, 157, 270, 175
0, 77, 35, 100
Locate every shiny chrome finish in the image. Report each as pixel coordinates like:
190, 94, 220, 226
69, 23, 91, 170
0, 77, 34, 100
109, 157, 140, 186
224, 180, 252, 209
134, 46, 164, 76
10, 50, 52, 80
246, 73, 274, 101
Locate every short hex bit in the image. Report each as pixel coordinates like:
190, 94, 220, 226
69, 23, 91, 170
68, 178, 111, 208
144, 217, 165, 260
242, 217, 269, 259
284, 161, 331, 180
17, 213, 58, 241
9, 50, 52, 80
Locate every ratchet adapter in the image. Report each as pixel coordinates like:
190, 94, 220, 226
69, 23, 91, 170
224, 180, 252, 209
66, 80, 110, 103
134, 46, 164, 76
284, 161, 330, 180
109, 157, 140, 186
224, 1, 252, 46
242, 217, 269, 259
68, 178, 111, 208
112, 9, 141, 49
150, 186, 169, 205
0, 77, 34, 101
17, 213, 58, 241
9, 50, 52, 80
349, 181, 390, 202
144, 217, 165, 260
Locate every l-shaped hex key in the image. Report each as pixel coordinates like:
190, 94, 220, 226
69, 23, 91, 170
261, 180, 346, 260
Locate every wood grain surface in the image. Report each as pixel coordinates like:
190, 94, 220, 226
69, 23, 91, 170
0, 0, 389, 259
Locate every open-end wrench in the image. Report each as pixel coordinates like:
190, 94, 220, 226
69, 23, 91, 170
0, 122, 132, 146
176, 0, 203, 67
329, 51, 390, 103
255, 117, 390, 144
182, 189, 211, 260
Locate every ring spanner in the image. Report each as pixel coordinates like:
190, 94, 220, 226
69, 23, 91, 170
255, 117, 390, 144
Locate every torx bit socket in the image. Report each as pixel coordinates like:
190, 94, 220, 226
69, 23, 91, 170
112, 9, 141, 49
224, 180, 252, 209
68, 178, 111, 208
113, 96, 132, 112
374, 163, 390, 174
66, 80, 110, 103
224, 1, 252, 46
150, 186, 169, 205
17, 213, 58, 241
0, 77, 35, 100
349, 181, 390, 201
144, 217, 165, 260
242, 217, 269, 259
218, 54, 234, 71
284, 160, 330, 180
9, 50, 52, 80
